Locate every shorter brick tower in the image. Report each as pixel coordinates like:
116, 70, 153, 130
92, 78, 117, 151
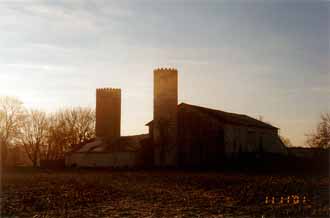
96, 88, 121, 142
153, 68, 178, 167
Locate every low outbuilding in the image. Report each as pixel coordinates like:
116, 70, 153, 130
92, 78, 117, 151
65, 134, 149, 168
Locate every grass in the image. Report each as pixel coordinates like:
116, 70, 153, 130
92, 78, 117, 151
1, 168, 329, 218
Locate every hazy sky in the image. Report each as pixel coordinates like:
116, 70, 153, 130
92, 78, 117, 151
0, 0, 329, 146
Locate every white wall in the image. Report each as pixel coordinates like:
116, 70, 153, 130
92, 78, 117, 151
224, 124, 288, 157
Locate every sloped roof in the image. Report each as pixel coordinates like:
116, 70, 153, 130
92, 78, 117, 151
108, 134, 149, 152
70, 134, 149, 153
146, 103, 278, 130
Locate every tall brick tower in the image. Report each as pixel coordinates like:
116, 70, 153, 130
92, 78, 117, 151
96, 88, 121, 142
153, 68, 178, 167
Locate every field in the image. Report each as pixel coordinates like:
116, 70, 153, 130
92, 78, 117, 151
1, 169, 329, 218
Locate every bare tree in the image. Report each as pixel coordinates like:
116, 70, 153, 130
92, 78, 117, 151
0, 96, 96, 165
45, 112, 71, 160
0, 96, 26, 166
306, 113, 330, 149
280, 135, 293, 147
43, 107, 95, 161
19, 110, 48, 167
61, 107, 95, 146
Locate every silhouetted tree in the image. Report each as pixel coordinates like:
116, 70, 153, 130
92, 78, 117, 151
280, 135, 293, 147
0, 96, 26, 166
45, 107, 95, 160
306, 113, 330, 149
0, 96, 96, 167
61, 107, 95, 146
45, 112, 70, 160
19, 110, 48, 167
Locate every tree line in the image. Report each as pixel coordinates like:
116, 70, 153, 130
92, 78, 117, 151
0, 96, 95, 167
1, 96, 329, 167
306, 113, 330, 149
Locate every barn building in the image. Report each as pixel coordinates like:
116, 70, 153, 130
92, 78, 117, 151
65, 68, 287, 168
147, 103, 287, 167
149, 68, 287, 167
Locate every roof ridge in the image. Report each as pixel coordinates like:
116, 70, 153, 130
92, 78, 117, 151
181, 102, 245, 116
147, 102, 278, 129
183, 103, 277, 129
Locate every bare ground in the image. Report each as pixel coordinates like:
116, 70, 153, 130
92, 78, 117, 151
1, 169, 329, 218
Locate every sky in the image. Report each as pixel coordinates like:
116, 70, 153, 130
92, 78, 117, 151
0, 0, 329, 146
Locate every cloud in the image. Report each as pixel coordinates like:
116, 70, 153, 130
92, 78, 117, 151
0, 1, 134, 52
0, 0, 328, 143
310, 87, 330, 95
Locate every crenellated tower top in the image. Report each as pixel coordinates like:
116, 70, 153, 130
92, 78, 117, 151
153, 68, 178, 73
96, 88, 121, 97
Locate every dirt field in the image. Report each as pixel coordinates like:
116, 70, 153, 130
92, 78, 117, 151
1, 169, 329, 218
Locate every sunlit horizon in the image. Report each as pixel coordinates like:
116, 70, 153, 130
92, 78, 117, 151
1, 1, 329, 146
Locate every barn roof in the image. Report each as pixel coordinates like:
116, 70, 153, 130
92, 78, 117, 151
146, 103, 278, 130
69, 134, 149, 153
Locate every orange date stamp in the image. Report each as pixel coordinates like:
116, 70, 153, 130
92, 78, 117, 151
265, 195, 308, 205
